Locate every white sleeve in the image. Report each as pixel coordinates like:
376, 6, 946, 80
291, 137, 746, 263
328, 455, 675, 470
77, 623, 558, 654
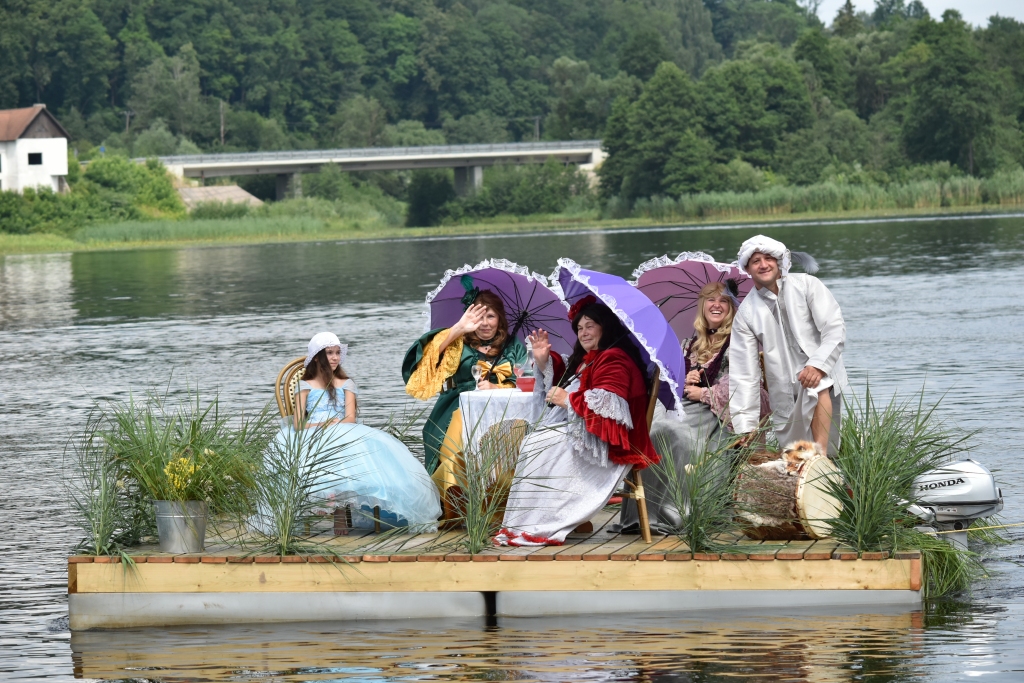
805, 277, 845, 375
728, 307, 762, 435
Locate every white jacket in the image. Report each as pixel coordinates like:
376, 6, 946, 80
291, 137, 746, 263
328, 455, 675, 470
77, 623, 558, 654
729, 273, 847, 435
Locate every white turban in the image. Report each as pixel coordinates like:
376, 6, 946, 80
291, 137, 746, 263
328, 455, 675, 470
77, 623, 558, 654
736, 235, 818, 275
305, 332, 347, 367
737, 235, 791, 273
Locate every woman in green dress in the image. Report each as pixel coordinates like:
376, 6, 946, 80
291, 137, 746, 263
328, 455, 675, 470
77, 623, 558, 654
402, 289, 528, 517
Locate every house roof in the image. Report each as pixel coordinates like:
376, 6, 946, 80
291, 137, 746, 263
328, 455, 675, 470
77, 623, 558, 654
0, 105, 70, 142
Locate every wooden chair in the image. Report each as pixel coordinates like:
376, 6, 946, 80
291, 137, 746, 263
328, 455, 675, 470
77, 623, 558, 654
612, 366, 661, 543
274, 356, 381, 533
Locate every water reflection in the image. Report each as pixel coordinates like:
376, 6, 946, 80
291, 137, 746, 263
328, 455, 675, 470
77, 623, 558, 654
71, 610, 936, 682
0, 253, 75, 329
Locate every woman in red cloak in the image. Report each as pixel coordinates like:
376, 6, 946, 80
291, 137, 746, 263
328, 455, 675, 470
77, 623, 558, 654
495, 297, 659, 546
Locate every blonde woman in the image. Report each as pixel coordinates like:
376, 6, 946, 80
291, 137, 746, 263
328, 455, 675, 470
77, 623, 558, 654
618, 281, 769, 532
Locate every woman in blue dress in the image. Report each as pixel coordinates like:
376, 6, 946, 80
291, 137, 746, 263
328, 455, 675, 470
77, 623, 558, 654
278, 332, 441, 531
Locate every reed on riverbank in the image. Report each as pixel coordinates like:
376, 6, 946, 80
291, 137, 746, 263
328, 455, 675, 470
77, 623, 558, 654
612, 169, 1024, 222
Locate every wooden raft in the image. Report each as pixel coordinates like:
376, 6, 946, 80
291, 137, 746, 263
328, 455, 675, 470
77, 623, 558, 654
68, 510, 922, 595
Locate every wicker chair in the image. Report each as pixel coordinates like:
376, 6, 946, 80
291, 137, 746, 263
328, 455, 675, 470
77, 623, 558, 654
611, 366, 661, 543
274, 356, 307, 418
274, 355, 378, 533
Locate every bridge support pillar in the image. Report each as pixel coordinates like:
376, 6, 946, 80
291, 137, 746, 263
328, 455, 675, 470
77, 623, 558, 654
454, 166, 483, 197
275, 173, 302, 201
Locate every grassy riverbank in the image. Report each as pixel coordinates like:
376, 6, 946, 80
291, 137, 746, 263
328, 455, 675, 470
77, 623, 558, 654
3, 202, 1023, 257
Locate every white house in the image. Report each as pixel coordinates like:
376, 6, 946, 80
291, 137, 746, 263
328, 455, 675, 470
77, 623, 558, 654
0, 105, 70, 193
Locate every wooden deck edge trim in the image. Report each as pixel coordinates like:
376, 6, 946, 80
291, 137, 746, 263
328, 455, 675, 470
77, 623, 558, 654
71, 557, 920, 594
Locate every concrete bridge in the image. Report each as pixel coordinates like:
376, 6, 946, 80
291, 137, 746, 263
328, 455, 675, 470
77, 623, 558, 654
157, 140, 605, 200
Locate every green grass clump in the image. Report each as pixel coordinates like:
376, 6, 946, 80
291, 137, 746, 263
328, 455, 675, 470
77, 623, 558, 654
824, 388, 984, 597
65, 388, 275, 555
650, 431, 748, 554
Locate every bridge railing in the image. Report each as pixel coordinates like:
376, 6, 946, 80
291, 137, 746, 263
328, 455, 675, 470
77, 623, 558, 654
154, 140, 603, 166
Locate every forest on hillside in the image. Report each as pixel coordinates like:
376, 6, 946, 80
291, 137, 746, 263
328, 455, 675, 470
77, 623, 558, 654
2, 0, 1024, 229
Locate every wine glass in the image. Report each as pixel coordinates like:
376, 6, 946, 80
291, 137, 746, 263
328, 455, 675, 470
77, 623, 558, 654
470, 364, 482, 389
513, 364, 524, 379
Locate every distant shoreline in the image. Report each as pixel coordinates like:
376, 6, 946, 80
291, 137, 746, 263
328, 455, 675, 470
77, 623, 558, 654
3, 204, 1022, 257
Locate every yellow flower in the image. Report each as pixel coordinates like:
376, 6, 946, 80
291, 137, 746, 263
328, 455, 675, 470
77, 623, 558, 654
164, 457, 198, 495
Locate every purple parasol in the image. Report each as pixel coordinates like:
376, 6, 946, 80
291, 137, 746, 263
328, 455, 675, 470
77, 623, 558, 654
553, 258, 685, 411
425, 258, 577, 357
629, 251, 753, 342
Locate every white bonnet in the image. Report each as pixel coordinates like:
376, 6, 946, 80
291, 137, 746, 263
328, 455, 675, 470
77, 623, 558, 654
737, 235, 792, 274
305, 332, 347, 368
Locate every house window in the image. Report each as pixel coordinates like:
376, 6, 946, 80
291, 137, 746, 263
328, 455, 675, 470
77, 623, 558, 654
28, 153, 42, 165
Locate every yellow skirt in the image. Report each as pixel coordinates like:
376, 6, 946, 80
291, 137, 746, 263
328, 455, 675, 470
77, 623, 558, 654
431, 408, 465, 521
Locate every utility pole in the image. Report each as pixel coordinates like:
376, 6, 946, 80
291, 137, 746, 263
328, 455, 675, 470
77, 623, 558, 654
220, 100, 226, 146
123, 109, 135, 135
533, 116, 541, 141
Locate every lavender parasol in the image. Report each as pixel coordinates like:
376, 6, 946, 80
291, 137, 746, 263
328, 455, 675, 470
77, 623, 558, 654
553, 258, 685, 411
425, 258, 577, 357
629, 251, 753, 342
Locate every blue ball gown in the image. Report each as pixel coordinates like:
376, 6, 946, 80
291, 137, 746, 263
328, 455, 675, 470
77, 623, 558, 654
274, 379, 441, 531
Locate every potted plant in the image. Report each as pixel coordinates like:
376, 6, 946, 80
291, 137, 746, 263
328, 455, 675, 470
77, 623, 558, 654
152, 452, 209, 553
104, 393, 268, 554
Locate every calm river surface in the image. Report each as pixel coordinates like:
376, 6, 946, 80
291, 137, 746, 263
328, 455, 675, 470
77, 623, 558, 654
2, 216, 1023, 681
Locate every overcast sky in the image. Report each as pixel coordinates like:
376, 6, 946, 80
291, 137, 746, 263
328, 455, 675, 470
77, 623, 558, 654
816, 0, 1023, 28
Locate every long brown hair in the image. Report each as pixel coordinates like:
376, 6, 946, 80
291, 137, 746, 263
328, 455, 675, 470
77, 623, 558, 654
690, 282, 735, 364
301, 348, 349, 402
463, 289, 509, 358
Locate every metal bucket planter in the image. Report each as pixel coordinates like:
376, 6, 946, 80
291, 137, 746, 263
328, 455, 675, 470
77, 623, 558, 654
153, 500, 208, 553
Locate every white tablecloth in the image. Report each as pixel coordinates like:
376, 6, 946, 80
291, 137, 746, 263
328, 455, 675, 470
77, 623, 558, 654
459, 388, 539, 453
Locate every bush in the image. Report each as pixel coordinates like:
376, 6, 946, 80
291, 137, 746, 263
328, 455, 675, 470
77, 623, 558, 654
434, 160, 595, 225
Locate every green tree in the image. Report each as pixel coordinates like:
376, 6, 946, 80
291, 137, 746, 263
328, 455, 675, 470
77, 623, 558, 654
618, 28, 672, 81
832, 0, 862, 37
698, 44, 814, 167
900, 12, 1000, 173
794, 29, 852, 107
545, 57, 641, 140
705, 0, 815, 56
326, 96, 389, 148
129, 43, 210, 140
774, 107, 871, 183
598, 62, 705, 200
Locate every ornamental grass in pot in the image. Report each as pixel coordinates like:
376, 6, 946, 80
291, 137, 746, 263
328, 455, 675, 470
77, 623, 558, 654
103, 391, 271, 554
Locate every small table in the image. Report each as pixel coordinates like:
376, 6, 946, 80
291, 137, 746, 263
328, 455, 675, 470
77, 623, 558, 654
459, 388, 539, 453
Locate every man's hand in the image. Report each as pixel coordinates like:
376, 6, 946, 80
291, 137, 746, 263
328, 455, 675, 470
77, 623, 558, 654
546, 386, 568, 407
797, 365, 825, 389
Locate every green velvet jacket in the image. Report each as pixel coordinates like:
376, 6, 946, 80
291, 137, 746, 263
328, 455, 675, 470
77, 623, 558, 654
402, 328, 528, 474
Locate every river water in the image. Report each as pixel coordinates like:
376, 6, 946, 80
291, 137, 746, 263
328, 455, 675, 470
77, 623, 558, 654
2, 215, 1023, 681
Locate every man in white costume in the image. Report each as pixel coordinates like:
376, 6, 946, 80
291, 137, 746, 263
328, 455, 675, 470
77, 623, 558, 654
729, 235, 846, 453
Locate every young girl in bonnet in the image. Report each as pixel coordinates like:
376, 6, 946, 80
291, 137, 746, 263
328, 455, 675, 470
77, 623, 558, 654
274, 332, 441, 531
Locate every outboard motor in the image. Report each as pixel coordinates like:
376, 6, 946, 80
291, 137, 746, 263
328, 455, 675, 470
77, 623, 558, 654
907, 459, 1003, 550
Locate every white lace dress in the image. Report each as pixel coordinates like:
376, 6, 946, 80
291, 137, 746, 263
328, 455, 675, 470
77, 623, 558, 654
495, 360, 630, 546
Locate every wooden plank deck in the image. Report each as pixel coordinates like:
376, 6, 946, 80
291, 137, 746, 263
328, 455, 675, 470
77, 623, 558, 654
67, 509, 923, 629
